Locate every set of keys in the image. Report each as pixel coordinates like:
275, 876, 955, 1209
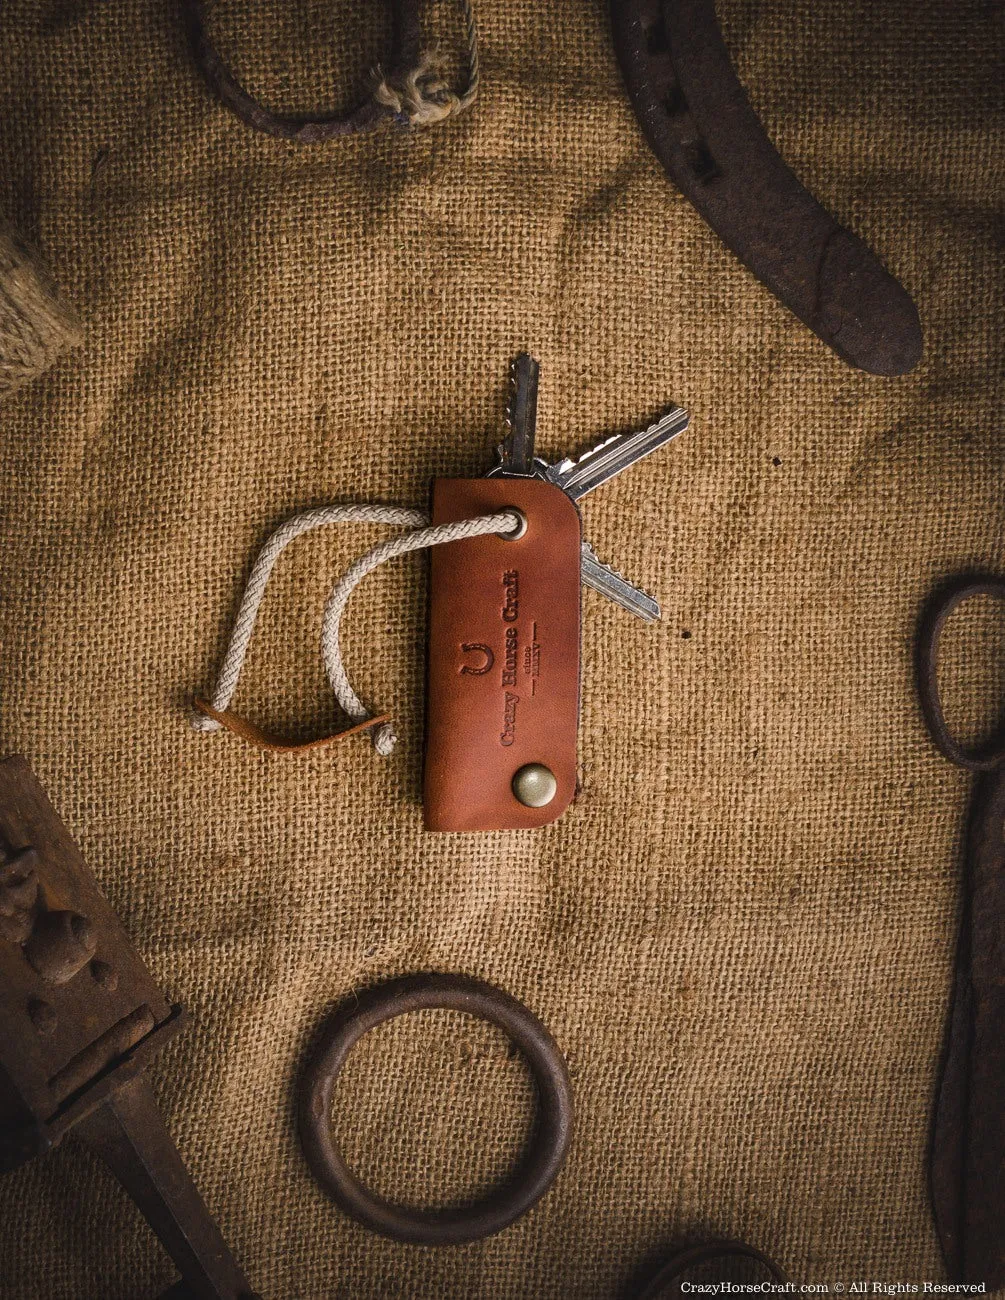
486, 353, 689, 622
426, 355, 689, 828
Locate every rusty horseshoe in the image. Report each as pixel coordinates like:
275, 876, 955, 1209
611, 0, 923, 375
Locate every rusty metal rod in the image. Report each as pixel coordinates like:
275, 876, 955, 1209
75, 1075, 258, 1300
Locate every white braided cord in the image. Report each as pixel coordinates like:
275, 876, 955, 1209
192, 503, 519, 754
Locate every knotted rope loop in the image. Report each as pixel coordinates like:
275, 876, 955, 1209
192, 503, 520, 755
184, 0, 479, 140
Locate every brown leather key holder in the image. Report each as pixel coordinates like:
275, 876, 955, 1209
0, 756, 259, 1300
425, 476, 582, 831
192, 356, 688, 833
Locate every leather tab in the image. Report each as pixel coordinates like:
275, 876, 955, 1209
192, 699, 390, 753
424, 479, 581, 831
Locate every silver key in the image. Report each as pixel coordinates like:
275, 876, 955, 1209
545, 406, 687, 620
581, 541, 660, 622
497, 352, 540, 477
488, 355, 685, 621
544, 406, 689, 501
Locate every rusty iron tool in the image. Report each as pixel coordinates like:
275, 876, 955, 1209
298, 972, 573, 1244
636, 1240, 789, 1297
610, 0, 923, 375
182, 0, 434, 142
918, 577, 1005, 1288
182, 0, 421, 141
0, 755, 258, 1300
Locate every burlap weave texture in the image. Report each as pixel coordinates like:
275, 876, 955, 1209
0, 1, 1002, 1296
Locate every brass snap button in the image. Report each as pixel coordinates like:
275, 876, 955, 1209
512, 763, 557, 807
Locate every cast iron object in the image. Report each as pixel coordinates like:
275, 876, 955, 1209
637, 1240, 788, 1297
182, 0, 421, 141
0, 756, 258, 1300
610, 0, 923, 376
918, 578, 1005, 1289
298, 972, 573, 1244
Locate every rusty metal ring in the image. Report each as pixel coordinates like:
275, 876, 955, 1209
917, 577, 1005, 773
637, 1240, 789, 1298
181, 0, 421, 141
298, 973, 573, 1245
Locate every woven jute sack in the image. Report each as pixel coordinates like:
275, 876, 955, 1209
0, 0, 1001, 1296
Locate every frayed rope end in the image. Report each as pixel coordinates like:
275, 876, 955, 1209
370, 719, 397, 757
371, 50, 477, 128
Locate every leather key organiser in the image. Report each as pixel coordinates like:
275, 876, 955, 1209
425, 478, 582, 831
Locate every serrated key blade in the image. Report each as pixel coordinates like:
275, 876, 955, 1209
496, 352, 539, 477
546, 405, 689, 501
581, 541, 661, 623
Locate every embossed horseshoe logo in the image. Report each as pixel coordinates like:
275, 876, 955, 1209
459, 643, 494, 675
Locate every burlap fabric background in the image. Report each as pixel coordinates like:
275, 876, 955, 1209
0, 1, 1001, 1296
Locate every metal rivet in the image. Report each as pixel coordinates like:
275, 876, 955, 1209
512, 763, 557, 808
